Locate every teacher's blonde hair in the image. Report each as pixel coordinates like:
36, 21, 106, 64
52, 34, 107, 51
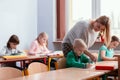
95, 15, 111, 47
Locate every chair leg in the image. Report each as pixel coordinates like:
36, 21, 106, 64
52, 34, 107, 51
54, 62, 58, 70
48, 57, 51, 71
22, 69, 28, 76
24, 69, 29, 76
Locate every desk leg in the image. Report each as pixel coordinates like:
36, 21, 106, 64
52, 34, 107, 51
48, 57, 51, 71
54, 62, 58, 70
22, 61, 27, 76
118, 57, 120, 80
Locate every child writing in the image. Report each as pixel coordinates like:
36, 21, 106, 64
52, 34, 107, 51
98, 36, 119, 61
66, 39, 94, 68
0, 35, 22, 69
29, 32, 50, 63
29, 32, 50, 55
98, 36, 119, 80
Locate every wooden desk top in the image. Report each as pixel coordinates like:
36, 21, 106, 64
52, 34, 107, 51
114, 53, 120, 57
0, 55, 47, 63
8, 68, 105, 80
7, 61, 118, 80
0, 51, 63, 63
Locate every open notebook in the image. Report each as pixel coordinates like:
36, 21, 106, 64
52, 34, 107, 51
46, 51, 63, 56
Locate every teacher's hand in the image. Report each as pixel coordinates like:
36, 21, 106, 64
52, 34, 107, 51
84, 50, 97, 62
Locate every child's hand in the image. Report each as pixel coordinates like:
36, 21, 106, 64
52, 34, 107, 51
86, 63, 95, 69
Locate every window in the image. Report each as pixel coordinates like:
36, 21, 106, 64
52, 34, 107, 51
101, 0, 120, 37
67, 0, 120, 37
67, 0, 92, 30
72, 0, 92, 23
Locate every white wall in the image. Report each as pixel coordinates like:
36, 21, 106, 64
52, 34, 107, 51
0, 0, 56, 50
37, 0, 56, 50
0, 0, 37, 50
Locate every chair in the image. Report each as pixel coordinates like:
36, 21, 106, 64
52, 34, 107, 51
54, 57, 66, 69
27, 62, 48, 75
107, 70, 118, 80
0, 67, 23, 80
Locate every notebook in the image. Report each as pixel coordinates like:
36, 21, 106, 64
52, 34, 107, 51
3, 53, 27, 60
46, 51, 63, 56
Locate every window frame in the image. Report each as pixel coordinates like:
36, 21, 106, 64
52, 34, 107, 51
57, 0, 120, 40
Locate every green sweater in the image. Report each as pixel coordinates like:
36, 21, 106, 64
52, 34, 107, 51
66, 51, 90, 68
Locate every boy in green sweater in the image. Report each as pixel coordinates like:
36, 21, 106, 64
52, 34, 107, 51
66, 39, 94, 68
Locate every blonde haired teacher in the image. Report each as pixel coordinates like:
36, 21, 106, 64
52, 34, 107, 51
62, 15, 111, 62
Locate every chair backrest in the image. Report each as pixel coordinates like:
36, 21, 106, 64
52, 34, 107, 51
0, 67, 23, 80
28, 62, 48, 75
55, 57, 66, 69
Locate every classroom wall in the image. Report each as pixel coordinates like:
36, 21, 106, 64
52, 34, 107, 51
37, 0, 56, 50
0, 0, 37, 50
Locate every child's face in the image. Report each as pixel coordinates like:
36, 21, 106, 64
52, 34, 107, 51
9, 42, 18, 49
110, 41, 119, 49
74, 46, 85, 56
39, 36, 48, 45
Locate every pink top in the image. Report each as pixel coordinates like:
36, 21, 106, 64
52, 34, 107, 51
29, 40, 50, 54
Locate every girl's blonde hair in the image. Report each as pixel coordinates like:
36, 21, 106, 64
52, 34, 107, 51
95, 15, 111, 47
37, 32, 48, 46
73, 39, 87, 49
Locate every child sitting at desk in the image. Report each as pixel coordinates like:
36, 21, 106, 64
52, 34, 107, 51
0, 35, 22, 69
98, 35, 119, 80
98, 35, 119, 61
29, 32, 50, 64
66, 39, 94, 68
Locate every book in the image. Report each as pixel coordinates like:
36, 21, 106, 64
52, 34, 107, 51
95, 65, 114, 70
3, 53, 27, 60
95, 61, 116, 70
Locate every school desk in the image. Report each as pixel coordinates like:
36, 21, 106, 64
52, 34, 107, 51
46, 51, 64, 70
0, 54, 47, 63
7, 61, 118, 80
114, 54, 120, 80
7, 68, 105, 80
0, 54, 47, 75
0, 52, 63, 74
